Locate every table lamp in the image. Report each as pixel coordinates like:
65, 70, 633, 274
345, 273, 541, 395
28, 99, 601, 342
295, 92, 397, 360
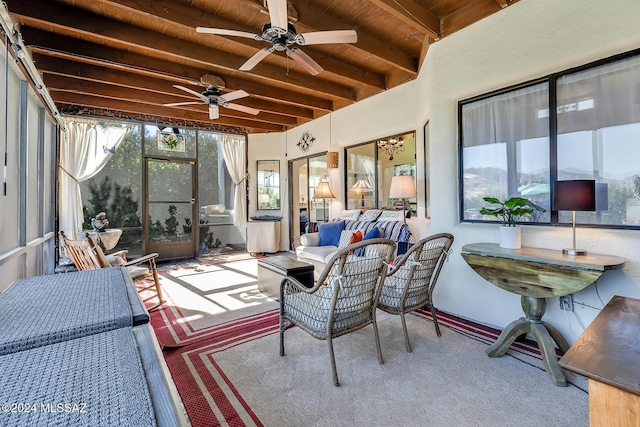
313, 181, 335, 223
351, 179, 372, 207
553, 179, 596, 256
389, 175, 416, 224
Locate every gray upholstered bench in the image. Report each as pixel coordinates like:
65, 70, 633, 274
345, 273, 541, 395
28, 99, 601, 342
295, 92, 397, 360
0, 268, 187, 427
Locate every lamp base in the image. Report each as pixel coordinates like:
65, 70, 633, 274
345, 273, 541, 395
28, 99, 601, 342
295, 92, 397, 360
562, 248, 587, 256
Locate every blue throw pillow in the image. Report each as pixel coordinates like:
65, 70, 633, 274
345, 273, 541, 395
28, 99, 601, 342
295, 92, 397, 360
318, 220, 345, 246
355, 227, 382, 256
362, 227, 382, 240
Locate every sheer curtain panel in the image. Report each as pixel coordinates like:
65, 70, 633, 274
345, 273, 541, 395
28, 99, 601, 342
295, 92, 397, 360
58, 119, 129, 239
220, 134, 247, 227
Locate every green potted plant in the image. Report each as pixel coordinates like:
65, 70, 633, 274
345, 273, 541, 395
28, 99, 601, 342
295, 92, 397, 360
480, 196, 546, 249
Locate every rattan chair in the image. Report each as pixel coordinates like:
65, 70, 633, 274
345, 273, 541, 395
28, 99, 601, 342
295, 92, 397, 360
279, 237, 396, 386
59, 231, 165, 311
377, 233, 454, 352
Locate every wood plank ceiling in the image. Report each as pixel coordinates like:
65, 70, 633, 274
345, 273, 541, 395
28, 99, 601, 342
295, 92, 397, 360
5, 0, 517, 134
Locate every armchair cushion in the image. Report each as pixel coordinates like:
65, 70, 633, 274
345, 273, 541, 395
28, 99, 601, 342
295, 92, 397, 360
318, 220, 345, 246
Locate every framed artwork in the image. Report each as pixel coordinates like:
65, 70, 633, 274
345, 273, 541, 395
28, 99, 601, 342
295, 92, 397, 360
157, 130, 186, 152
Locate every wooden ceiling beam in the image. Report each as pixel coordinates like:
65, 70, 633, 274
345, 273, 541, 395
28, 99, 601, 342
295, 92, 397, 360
7, 0, 357, 101
35, 54, 303, 125
51, 92, 285, 133
240, 0, 418, 75
367, 0, 441, 38
81, 0, 387, 90
442, 0, 502, 38
23, 28, 318, 118
43, 74, 298, 126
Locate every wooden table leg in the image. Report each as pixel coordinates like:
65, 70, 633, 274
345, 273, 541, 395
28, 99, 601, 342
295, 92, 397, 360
486, 295, 568, 387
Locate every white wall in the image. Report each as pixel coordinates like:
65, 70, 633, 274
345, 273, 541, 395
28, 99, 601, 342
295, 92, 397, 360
248, 0, 640, 343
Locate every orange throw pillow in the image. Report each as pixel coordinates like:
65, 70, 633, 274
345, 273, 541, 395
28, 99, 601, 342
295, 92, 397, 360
348, 230, 363, 245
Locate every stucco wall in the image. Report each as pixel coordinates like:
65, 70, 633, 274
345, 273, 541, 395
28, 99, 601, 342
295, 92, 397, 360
248, 0, 640, 343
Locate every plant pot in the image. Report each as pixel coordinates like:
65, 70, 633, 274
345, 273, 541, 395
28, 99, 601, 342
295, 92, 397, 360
499, 226, 521, 249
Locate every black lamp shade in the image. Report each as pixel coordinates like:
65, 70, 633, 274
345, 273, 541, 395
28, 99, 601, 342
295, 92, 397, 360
553, 180, 596, 211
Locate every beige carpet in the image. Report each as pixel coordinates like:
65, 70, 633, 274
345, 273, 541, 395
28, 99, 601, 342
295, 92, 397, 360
152, 257, 590, 427
210, 311, 589, 427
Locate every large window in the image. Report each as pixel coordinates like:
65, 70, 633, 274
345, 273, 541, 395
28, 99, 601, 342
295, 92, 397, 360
460, 49, 640, 228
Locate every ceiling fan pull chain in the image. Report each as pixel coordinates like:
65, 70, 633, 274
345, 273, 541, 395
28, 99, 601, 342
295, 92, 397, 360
286, 55, 290, 76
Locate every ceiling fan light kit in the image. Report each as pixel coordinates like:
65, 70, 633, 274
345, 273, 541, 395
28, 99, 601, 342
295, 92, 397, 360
163, 85, 260, 121
196, 0, 357, 75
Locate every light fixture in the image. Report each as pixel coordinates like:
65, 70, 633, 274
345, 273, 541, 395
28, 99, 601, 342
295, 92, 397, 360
313, 181, 336, 223
553, 180, 596, 256
351, 180, 372, 207
389, 175, 416, 224
327, 151, 339, 169
377, 136, 404, 160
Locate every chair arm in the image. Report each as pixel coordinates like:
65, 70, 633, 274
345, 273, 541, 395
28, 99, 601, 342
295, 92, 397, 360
300, 232, 320, 247
124, 252, 159, 267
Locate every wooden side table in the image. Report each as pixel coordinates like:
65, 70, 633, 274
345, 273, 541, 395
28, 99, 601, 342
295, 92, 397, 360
461, 243, 624, 386
559, 295, 640, 426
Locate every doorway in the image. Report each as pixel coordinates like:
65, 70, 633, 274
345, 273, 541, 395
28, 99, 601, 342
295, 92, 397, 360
144, 158, 196, 260
288, 153, 328, 250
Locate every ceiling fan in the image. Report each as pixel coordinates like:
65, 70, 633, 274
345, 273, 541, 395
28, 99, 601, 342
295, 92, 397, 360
196, 0, 357, 76
164, 85, 260, 120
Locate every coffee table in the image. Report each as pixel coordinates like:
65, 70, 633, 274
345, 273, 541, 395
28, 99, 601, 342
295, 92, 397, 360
258, 256, 314, 300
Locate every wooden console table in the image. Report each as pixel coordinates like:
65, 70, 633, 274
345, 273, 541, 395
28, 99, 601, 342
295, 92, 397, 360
461, 243, 624, 387
559, 295, 640, 426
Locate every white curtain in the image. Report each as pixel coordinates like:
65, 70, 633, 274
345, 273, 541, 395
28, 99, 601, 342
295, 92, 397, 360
220, 134, 247, 227
58, 118, 130, 239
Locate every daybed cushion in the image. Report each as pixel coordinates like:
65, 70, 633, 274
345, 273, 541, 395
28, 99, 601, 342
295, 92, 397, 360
318, 220, 345, 246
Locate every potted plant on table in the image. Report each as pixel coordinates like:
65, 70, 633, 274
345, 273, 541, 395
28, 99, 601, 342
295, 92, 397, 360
480, 196, 546, 249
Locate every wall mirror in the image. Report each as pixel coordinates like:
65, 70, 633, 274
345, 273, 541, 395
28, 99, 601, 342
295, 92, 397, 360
345, 131, 417, 214
257, 160, 280, 210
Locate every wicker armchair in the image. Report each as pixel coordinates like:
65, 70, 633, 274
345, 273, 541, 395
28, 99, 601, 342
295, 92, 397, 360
377, 233, 454, 352
279, 238, 396, 386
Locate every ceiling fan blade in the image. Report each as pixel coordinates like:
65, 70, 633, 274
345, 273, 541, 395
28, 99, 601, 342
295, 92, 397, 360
266, 0, 288, 30
296, 30, 358, 46
196, 27, 258, 40
209, 104, 219, 120
219, 89, 249, 103
225, 103, 260, 115
173, 85, 207, 102
163, 101, 202, 107
239, 47, 273, 71
287, 48, 324, 76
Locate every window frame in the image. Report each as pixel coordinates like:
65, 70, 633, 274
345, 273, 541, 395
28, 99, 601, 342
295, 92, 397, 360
459, 46, 640, 230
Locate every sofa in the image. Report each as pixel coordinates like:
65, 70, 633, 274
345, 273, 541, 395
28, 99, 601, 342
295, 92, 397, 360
295, 209, 414, 278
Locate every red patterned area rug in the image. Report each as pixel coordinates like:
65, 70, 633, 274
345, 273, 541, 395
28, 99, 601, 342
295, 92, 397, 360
151, 280, 588, 427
